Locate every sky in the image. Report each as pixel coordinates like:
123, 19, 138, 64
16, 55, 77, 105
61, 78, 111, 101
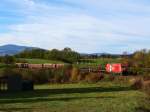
0, 0, 150, 54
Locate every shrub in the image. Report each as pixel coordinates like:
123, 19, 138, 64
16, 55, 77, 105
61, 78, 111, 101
77, 72, 87, 81
85, 73, 102, 83
63, 65, 72, 82
142, 81, 150, 96
70, 67, 79, 82
143, 74, 150, 81
131, 78, 143, 90
131, 77, 150, 95
13, 69, 52, 84
0, 68, 18, 77
49, 66, 72, 83
15, 69, 32, 81
55, 68, 66, 83
109, 75, 115, 81
114, 76, 130, 84
30, 69, 50, 84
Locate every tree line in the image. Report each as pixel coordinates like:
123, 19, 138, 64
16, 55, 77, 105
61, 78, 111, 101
0, 47, 80, 64
122, 49, 150, 75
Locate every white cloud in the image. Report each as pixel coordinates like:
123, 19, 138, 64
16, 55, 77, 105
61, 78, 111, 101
0, 0, 150, 53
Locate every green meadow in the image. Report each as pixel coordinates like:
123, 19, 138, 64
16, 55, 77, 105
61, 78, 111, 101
0, 82, 148, 112
18, 58, 64, 64
76, 58, 121, 68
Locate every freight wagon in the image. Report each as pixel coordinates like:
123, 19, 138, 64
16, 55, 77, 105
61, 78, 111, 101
16, 63, 65, 69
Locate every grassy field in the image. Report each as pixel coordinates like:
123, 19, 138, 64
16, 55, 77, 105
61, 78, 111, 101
0, 82, 148, 112
16, 58, 120, 67
18, 58, 64, 64
76, 58, 121, 68
0, 63, 6, 68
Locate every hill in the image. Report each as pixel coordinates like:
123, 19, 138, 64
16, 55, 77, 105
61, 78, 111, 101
0, 44, 34, 56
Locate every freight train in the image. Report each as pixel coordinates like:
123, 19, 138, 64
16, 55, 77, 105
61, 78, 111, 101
16, 63, 65, 69
79, 63, 128, 74
16, 63, 128, 74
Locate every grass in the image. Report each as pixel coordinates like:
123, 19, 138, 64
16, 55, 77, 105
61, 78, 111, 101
18, 58, 64, 64
0, 82, 148, 112
75, 58, 121, 68
0, 63, 6, 68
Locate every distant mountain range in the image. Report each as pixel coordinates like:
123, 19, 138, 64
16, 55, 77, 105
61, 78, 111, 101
0, 44, 34, 56
0, 44, 126, 56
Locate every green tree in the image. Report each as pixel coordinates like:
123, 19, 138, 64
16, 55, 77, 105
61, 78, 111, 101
2, 55, 15, 64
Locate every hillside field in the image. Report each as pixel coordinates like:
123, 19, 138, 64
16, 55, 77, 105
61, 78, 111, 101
76, 58, 121, 68
0, 82, 149, 112
16, 58, 121, 69
18, 58, 121, 64
18, 58, 64, 64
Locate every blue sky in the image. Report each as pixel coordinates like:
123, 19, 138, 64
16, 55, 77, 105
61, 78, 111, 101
0, 0, 150, 53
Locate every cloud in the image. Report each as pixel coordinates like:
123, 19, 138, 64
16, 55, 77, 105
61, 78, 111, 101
0, 0, 150, 53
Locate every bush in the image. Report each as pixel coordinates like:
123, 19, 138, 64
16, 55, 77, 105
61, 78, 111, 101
70, 67, 79, 82
131, 77, 150, 95
114, 76, 131, 84
48, 65, 72, 83
131, 78, 143, 90
85, 73, 102, 83
21, 69, 34, 81
0, 68, 18, 77
31, 69, 51, 84
77, 72, 87, 81
142, 81, 150, 96
52, 68, 65, 83
143, 74, 150, 81
0, 55, 16, 64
